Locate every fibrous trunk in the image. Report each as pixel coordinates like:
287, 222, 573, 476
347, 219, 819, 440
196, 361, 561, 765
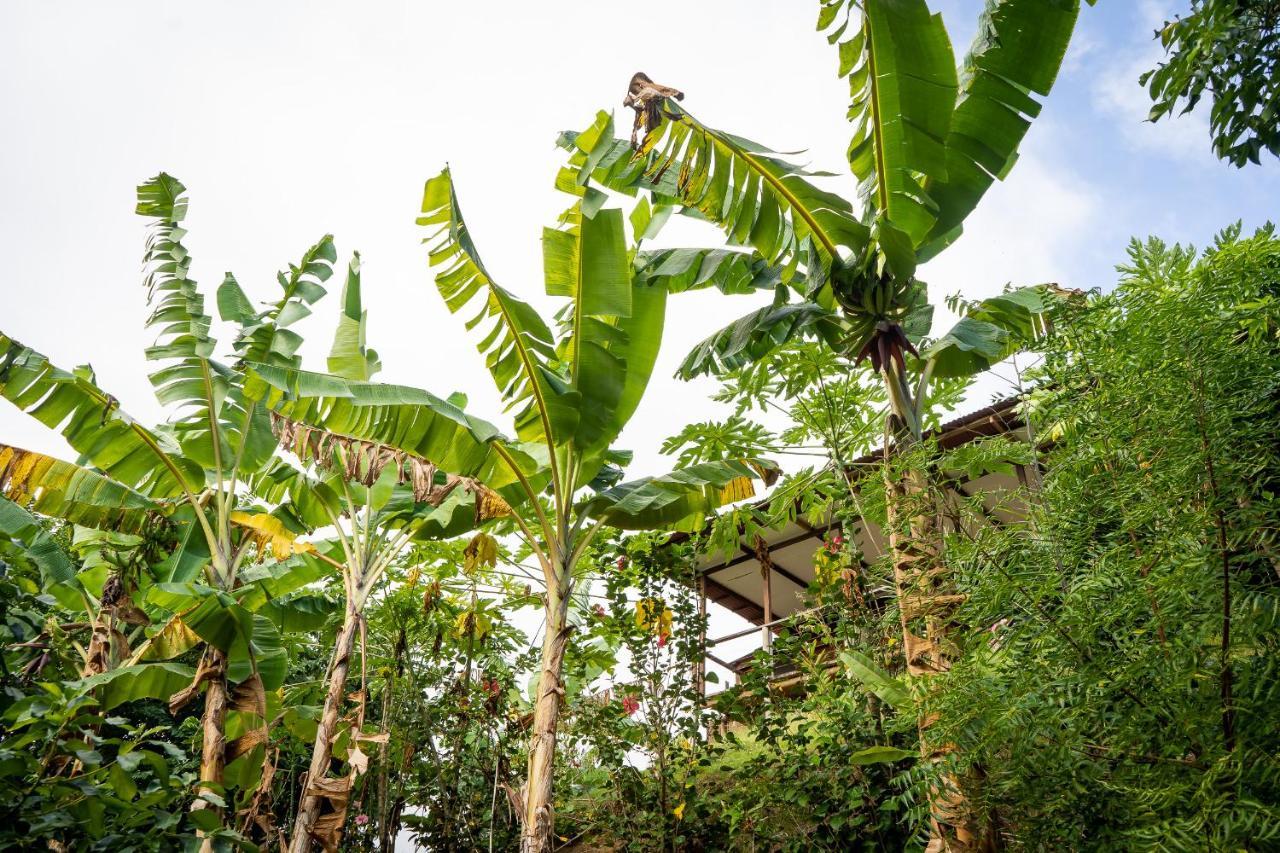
885, 462, 980, 851
289, 603, 360, 853
520, 588, 572, 853
192, 646, 229, 851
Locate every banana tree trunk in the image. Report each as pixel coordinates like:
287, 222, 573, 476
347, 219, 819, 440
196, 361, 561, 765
885, 459, 979, 852
289, 602, 360, 853
520, 586, 572, 853
191, 646, 229, 850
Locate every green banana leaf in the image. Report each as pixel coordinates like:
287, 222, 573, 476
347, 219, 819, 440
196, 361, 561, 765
420, 167, 580, 449
580, 458, 773, 531
0, 444, 167, 535
840, 649, 910, 708
925, 285, 1057, 378
0, 334, 203, 498
917, 0, 1081, 260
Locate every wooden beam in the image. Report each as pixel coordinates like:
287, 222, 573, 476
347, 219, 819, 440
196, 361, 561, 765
794, 517, 837, 546
736, 542, 810, 591
702, 575, 764, 622
702, 529, 819, 576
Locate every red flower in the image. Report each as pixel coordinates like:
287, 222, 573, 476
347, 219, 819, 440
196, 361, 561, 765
657, 633, 668, 648
621, 695, 640, 716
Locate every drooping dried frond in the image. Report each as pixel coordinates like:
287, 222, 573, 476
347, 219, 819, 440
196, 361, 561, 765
269, 412, 510, 521
623, 71, 684, 147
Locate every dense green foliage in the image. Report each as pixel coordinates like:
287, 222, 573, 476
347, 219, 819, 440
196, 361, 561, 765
928, 226, 1280, 848
1143, 0, 1280, 166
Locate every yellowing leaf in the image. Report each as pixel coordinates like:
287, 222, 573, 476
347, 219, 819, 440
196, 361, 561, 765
453, 610, 492, 641
716, 475, 758, 504
134, 613, 200, 663
463, 531, 499, 575
230, 511, 315, 560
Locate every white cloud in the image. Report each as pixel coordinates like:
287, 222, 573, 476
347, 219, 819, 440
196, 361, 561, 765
1093, 52, 1211, 162
922, 123, 1102, 319
1090, 0, 1215, 164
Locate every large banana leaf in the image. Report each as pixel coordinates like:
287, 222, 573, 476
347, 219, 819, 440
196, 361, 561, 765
77, 661, 197, 711
924, 285, 1057, 378
0, 444, 166, 535
146, 582, 288, 688
821, 0, 958, 244
566, 110, 869, 302
0, 334, 202, 498
419, 168, 580, 448
137, 175, 282, 478
544, 195, 634, 461
245, 364, 540, 502
580, 458, 773, 531
634, 248, 782, 296
550, 126, 672, 480
676, 301, 846, 379
378, 485, 494, 541
258, 594, 338, 633
916, 0, 1080, 260
153, 505, 212, 583
137, 174, 231, 472
236, 554, 330, 610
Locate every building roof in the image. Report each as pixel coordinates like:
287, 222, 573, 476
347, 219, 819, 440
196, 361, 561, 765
685, 396, 1032, 625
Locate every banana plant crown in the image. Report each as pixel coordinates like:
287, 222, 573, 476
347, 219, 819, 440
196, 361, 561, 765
566, 0, 1085, 403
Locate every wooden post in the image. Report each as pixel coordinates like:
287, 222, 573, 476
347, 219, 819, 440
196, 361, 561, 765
695, 573, 707, 706
754, 536, 772, 652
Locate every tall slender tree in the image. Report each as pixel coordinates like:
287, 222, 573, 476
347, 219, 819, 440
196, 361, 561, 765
260, 258, 508, 851
574, 2, 1084, 847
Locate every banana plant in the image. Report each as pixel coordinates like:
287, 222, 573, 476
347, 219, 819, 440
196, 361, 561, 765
574, 2, 1084, 847
254, 260, 507, 853
246, 118, 775, 852
0, 173, 349, 843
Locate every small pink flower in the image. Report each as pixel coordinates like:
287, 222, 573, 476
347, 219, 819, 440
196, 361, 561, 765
355, 814, 369, 826
621, 695, 640, 716
593, 604, 607, 619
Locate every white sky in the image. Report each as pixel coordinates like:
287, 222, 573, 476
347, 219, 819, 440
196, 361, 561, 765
4, 1, 1278, 675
